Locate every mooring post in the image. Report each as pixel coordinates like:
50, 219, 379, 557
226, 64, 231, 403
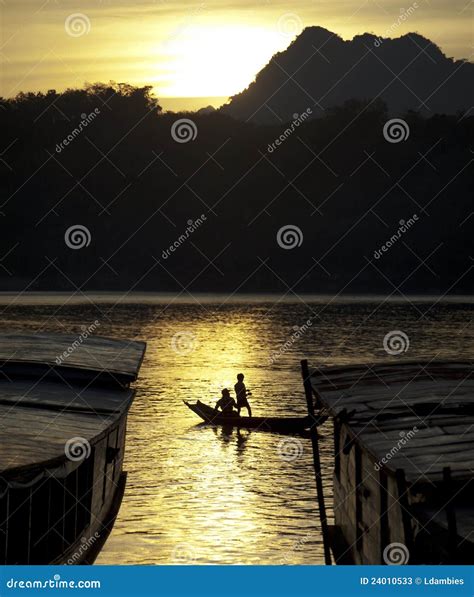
395, 468, 414, 561
443, 466, 458, 560
301, 359, 332, 565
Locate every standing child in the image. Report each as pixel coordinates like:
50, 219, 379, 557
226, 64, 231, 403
234, 373, 252, 417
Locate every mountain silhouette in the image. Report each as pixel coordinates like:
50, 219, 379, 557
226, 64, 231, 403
222, 27, 474, 124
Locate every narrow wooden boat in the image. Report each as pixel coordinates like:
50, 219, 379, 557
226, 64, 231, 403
302, 360, 474, 565
0, 333, 146, 565
185, 400, 310, 433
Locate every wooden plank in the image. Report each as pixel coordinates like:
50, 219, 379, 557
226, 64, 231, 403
309, 361, 474, 483
310, 361, 472, 385
439, 424, 474, 434
315, 389, 474, 416
360, 454, 381, 564
0, 333, 146, 385
360, 429, 473, 448
387, 475, 406, 546
360, 417, 474, 434
0, 379, 134, 415
333, 475, 357, 552
314, 379, 473, 400
0, 398, 121, 476
422, 507, 474, 539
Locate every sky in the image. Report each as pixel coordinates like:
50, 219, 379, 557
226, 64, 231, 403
1, 0, 472, 111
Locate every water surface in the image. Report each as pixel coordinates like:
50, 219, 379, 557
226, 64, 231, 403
1, 294, 472, 564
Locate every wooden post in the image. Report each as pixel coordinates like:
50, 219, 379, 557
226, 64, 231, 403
443, 467, 458, 560
395, 469, 413, 561
379, 470, 390, 562
301, 359, 332, 565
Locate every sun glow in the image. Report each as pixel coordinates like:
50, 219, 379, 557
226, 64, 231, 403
2, 1, 470, 113
154, 25, 286, 98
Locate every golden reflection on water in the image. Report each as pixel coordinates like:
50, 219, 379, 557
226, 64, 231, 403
2, 297, 472, 564
97, 309, 327, 564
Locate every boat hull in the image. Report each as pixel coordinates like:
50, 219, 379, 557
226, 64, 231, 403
304, 361, 474, 565
0, 415, 130, 565
185, 400, 309, 433
56, 472, 127, 565
0, 333, 147, 565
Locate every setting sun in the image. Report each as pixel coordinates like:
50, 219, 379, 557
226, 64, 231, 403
155, 24, 284, 98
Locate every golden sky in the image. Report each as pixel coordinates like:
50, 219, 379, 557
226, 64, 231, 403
1, 0, 472, 111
